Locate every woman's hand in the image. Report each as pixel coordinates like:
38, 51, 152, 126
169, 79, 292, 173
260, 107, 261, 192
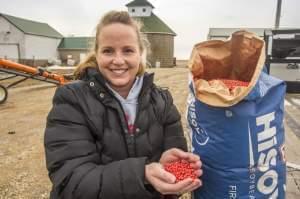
145, 148, 202, 195
160, 148, 202, 169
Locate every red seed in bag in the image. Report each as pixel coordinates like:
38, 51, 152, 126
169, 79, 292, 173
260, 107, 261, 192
210, 79, 249, 90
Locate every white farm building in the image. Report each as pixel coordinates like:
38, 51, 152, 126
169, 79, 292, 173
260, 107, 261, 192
0, 13, 63, 66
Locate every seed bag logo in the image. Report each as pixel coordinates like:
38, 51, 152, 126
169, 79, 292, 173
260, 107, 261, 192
187, 96, 209, 145
248, 112, 282, 198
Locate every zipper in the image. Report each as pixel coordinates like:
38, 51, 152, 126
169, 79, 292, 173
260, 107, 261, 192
114, 97, 136, 157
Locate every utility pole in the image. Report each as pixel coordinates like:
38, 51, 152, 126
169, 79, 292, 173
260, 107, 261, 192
275, 0, 282, 29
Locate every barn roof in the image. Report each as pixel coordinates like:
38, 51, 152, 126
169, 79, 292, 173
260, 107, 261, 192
58, 37, 94, 50
0, 13, 63, 38
126, 0, 154, 8
135, 13, 176, 35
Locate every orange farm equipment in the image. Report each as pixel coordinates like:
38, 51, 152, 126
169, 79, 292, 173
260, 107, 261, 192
0, 59, 69, 104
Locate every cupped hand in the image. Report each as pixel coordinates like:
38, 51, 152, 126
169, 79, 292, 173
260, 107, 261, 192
145, 148, 203, 195
145, 162, 201, 195
160, 148, 202, 172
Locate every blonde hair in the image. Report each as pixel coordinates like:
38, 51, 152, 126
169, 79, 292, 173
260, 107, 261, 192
74, 10, 148, 79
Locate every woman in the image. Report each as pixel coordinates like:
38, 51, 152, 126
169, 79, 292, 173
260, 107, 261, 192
44, 10, 202, 199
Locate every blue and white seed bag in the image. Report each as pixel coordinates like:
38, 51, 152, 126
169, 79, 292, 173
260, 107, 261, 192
187, 31, 286, 198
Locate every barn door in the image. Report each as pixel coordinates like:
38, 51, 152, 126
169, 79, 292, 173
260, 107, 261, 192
0, 44, 19, 61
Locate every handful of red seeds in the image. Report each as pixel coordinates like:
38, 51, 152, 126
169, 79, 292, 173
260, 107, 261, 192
209, 79, 249, 91
164, 160, 197, 182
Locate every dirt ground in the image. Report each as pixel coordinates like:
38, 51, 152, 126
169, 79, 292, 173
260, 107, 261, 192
0, 67, 299, 198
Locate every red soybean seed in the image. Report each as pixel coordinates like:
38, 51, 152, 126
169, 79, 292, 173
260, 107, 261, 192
164, 160, 197, 182
209, 79, 249, 90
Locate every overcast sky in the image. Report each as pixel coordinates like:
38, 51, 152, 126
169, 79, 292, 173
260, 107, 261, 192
1, 0, 300, 59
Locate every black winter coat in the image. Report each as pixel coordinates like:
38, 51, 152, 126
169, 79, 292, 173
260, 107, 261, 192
44, 68, 187, 199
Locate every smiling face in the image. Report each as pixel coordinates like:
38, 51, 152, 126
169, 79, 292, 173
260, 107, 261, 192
96, 23, 142, 97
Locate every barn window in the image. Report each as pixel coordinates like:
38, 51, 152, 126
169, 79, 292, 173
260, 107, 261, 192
132, 8, 135, 12
143, 8, 146, 12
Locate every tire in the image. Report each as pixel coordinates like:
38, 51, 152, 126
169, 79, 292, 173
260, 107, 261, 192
0, 84, 8, 104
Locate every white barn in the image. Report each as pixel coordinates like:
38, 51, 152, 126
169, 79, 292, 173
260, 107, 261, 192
0, 13, 63, 66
